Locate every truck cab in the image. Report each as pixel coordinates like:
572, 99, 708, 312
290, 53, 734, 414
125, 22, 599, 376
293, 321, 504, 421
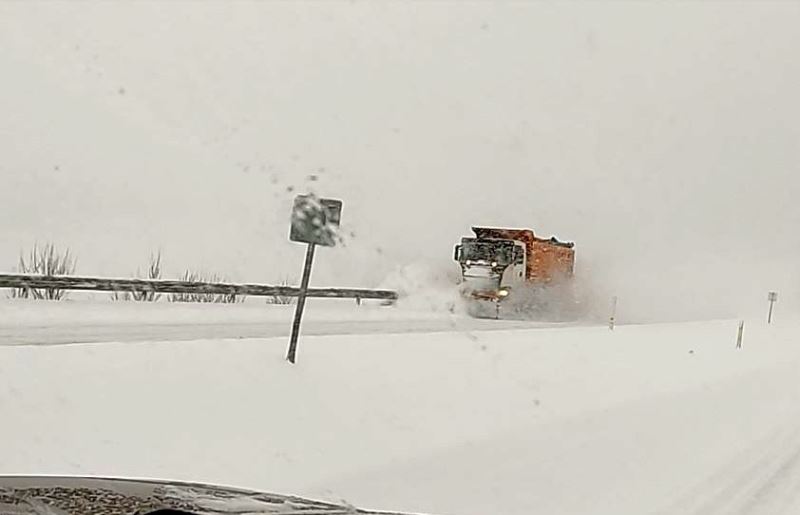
454, 226, 576, 318
454, 237, 526, 301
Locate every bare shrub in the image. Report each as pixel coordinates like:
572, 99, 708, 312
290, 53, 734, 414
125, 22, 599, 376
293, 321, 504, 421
12, 243, 77, 300
111, 251, 163, 302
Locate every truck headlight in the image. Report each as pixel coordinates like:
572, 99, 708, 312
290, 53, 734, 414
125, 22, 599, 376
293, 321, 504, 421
491, 261, 498, 267
497, 289, 510, 297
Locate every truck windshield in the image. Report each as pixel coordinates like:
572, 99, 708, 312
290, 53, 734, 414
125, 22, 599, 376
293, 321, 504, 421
461, 241, 513, 265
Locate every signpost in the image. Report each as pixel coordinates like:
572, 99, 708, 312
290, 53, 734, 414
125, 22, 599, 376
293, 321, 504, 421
286, 194, 343, 364
767, 291, 778, 324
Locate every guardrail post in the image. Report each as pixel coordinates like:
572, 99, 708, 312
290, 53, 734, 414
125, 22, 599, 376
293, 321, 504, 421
609, 296, 617, 331
736, 320, 744, 349
767, 291, 778, 324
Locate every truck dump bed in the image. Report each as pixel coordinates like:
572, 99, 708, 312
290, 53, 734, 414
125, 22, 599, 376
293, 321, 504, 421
472, 227, 575, 284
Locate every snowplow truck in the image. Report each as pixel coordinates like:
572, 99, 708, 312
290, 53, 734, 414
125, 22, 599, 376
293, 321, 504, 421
453, 227, 576, 319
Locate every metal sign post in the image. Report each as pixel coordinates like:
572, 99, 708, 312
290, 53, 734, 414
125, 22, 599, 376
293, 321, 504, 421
767, 291, 778, 324
286, 242, 316, 364
285, 194, 343, 364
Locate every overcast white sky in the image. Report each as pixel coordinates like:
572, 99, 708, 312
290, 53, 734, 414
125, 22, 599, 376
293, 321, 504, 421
1, 1, 798, 319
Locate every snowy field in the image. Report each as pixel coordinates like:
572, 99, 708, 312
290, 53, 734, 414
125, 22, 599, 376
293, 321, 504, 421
2, 299, 799, 515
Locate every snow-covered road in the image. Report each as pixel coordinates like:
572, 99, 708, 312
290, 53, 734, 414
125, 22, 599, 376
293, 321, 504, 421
0, 299, 573, 346
331, 342, 800, 515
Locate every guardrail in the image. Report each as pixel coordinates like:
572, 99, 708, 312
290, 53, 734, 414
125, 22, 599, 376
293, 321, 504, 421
0, 273, 398, 302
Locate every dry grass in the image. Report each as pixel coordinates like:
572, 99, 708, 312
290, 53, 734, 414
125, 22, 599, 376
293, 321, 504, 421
266, 277, 296, 305
169, 269, 244, 304
111, 251, 163, 302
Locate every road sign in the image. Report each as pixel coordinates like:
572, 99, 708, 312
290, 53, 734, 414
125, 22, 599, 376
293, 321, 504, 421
289, 195, 342, 247
286, 194, 343, 364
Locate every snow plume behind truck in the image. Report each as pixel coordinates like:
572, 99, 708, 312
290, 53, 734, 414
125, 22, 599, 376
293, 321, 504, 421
454, 227, 576, 319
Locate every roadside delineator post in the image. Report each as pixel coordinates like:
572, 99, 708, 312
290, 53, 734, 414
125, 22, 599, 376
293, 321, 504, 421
609, 296, 618, 331
736, 320, 745, 349
767, 291, 778, 324
286, 194, 343, 364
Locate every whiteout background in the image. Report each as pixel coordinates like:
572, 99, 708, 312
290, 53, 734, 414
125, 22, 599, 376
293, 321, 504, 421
1, 2, 798, 322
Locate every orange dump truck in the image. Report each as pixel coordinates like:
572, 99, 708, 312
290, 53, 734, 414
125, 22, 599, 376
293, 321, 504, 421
453, 227, 576, 318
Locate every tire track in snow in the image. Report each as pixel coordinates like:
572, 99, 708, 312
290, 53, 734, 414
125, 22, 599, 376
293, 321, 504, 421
735, 437, 800, 514
654, 411, 800, 515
